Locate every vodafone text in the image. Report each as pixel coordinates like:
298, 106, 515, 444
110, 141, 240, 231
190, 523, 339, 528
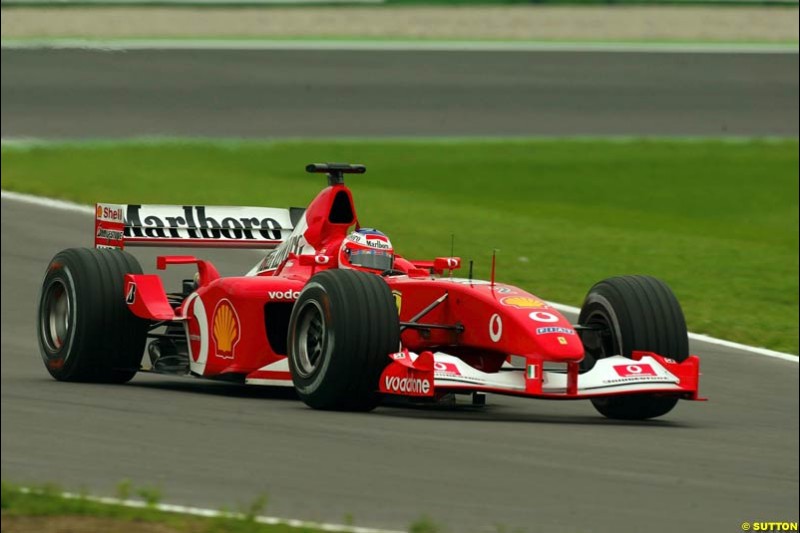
384, 376, 431, 394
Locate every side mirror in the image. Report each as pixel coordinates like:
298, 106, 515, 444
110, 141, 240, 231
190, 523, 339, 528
298, 254, 333, 266
433, 257, 461, 273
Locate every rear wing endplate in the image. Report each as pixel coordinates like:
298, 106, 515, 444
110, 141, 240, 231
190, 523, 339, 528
95, 203, 302, 250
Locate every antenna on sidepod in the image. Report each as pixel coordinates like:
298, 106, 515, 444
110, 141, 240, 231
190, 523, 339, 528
450, 234, 455, 278
490, 249, 498, 290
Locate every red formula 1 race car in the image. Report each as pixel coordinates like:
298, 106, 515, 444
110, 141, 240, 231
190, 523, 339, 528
37, 164, 703, 420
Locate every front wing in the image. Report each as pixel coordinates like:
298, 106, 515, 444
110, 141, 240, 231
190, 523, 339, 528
379, 350, 703, 401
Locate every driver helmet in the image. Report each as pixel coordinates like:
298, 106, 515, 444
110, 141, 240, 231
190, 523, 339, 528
339, 228, 394, 273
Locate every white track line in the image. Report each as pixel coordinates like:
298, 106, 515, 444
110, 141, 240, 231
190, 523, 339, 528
2, 190, 95, 215
2, 189, 797, 361
17, 487, 404, 533
2, 38, 798, 54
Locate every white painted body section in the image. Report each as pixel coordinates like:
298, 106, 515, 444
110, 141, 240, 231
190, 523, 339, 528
186, 293, 209, 376
429, 352, 683, 396
242, 350, 685, 396
245, 358, 292, 386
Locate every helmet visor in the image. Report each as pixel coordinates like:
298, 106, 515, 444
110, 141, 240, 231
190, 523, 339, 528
349, 250, 393, 271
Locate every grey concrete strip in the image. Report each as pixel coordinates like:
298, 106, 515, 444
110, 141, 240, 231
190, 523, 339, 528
2, 197, 798, 533
2, 6, 797, 42
3, 39, 798, 53
1, 49, 798, 138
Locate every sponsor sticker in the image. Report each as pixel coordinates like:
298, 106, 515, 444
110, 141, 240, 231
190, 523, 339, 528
212, 300, 240, 359
501, 296, 547, 309
529, 311, 559, 323
536, 327, 575, 335
125, 283, 136, 304
489, 313, 503, 342
433, 361, 461, 376
384, 376, 431, 395
96, 227, 125, 241
125, 204, 286, 242
390, 351, 406, 360
268, 290, 301, 300
392, 290, 402, 314
526, 364, 538, 379
558, 336, 568, 345
613, 364, 657, 377
367, 238, 391, 250
96, 204, 124, 223
261, 220, 310, 271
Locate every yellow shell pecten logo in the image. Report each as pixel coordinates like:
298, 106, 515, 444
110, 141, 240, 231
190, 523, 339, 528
213, 300, 240, 359
392, 290, 402, 315
501, 296, 547, 309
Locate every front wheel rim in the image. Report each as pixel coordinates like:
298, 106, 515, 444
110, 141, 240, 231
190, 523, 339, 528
292, 300, 327, 378
580, 308, 619, 370
41, 278, 71, 353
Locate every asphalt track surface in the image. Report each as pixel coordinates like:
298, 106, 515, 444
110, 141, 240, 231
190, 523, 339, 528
2, 48, 799, 138
1, 197, 798, 533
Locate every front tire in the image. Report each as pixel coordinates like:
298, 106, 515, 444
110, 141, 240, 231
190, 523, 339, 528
578, 275, 689, 420
288, 269, 399, 411
37, 248, 149, 383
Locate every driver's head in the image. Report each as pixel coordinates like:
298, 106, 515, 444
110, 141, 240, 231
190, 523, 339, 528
339, 228, 394, 273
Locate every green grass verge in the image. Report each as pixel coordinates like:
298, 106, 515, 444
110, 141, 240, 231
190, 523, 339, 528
2, 137, 797, 354
1, 482, 340, 533
2, 480, 443, 532
1, 0, 797, 6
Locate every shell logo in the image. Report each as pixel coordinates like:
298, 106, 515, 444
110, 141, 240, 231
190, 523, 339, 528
392, 290, 402, 315
501, 296, 546, 309
212, 300, 240, 359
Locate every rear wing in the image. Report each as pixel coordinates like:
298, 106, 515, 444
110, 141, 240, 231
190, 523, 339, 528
95, 203, 301, 250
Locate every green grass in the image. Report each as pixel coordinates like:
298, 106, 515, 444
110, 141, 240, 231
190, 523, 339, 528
2, 0, 797, 5
2, 137, 797, 354
2, 480, 438, 532
1, 481, 327, 532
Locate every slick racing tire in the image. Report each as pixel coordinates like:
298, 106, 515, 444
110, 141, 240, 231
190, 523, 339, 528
288, 269, 399, 411
578, 275, 689, 420
37, 248, 149, 383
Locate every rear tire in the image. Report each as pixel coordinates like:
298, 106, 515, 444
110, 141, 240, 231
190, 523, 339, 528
578, 275, 689, 420
288, 269, 399, 411
37, 248, 149, 383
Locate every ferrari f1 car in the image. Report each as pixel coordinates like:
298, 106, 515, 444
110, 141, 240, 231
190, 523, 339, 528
37, 163, 702, 420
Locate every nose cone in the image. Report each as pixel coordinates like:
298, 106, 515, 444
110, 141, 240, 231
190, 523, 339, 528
386, 278, 586, 363
529, 321, 585, 360
508, 306, 585, 361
